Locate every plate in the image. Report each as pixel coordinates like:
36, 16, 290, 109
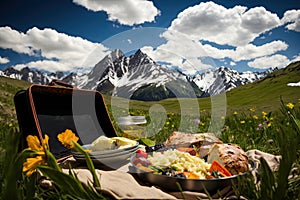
73, 144, 139, 169
73, 145, 139, 159
73, 142, 139, 156
130, 154, 256, 193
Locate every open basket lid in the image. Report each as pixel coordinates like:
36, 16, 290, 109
14, 84, 117, 159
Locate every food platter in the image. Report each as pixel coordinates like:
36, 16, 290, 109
130, 153, 256, 193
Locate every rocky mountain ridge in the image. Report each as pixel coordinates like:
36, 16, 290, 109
0, 49, 276, 100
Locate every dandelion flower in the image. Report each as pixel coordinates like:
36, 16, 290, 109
233, 111, 238, 115
286, 103, 294, 109
262, 111, 267, 116
57, 129, 79, 149
240, 120, 245, 124
253, 115, 258, 120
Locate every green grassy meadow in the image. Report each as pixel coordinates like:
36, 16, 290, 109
0, 76, 31, 122
0, 61, 299, 199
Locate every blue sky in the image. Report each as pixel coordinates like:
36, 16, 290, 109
0, 0, 299, 75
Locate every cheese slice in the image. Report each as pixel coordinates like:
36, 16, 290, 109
90, 136, 116, 151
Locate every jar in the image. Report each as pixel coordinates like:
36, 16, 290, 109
117, 116, 147, 140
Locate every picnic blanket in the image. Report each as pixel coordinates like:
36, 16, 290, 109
50, 149, 281, 199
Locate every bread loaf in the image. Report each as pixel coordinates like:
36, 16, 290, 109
207, 143, 248, 175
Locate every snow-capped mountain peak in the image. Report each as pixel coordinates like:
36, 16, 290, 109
193, 66, 274, 96
0, 49, 276, 101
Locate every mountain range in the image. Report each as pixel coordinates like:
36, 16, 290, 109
0, 49, 276, 101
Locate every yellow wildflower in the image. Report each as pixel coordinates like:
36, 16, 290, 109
27, 135, 49, 152
166, 121, 170, 125
262, 111, 267, 116
249, 107, 255, 112
9, 123, 13, 127
233, 111, 238, 115
240, 120, 245, 124
286, 103, 294, 109
268, 123, 272, 127
23, 156, 46, 177
23, 135, 49, 177
57, 129, 79, 149
253, 115, 258, 120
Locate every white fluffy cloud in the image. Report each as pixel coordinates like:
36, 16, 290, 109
200, 41, 288, 62
141, 30, 214, 74
14, 60, 69, 72
72, 0, 160, 26
248, 54, 290, 69
232, 40, 288, 61
291, 53, 300, 62
168, 1, 280, 47
0, 26, 108, 72
0, 56, 9, 64
143, 1, 295, 72
281, 9, 300, 32
0, 27, 32, 55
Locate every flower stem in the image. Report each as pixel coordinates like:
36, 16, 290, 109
72, 141, 100, 188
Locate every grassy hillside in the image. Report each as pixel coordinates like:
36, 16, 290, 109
112, 61, 300, 115
226, 61, 300, 114
0, 76, 31, 122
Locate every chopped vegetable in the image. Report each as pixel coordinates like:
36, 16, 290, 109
132, 157, 152, 166
136, 163, 154, 172
208, 160, 232, 177
136, 149, 148, 158
139, 138, 156, 146
182, 171, 199, 179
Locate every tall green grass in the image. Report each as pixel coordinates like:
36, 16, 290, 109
1, 97, 299, 197
1, 98, 299, 199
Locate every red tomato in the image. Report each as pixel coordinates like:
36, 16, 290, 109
136, 149, 148, 158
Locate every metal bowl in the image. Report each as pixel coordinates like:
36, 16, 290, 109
130, 154, 256, 193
